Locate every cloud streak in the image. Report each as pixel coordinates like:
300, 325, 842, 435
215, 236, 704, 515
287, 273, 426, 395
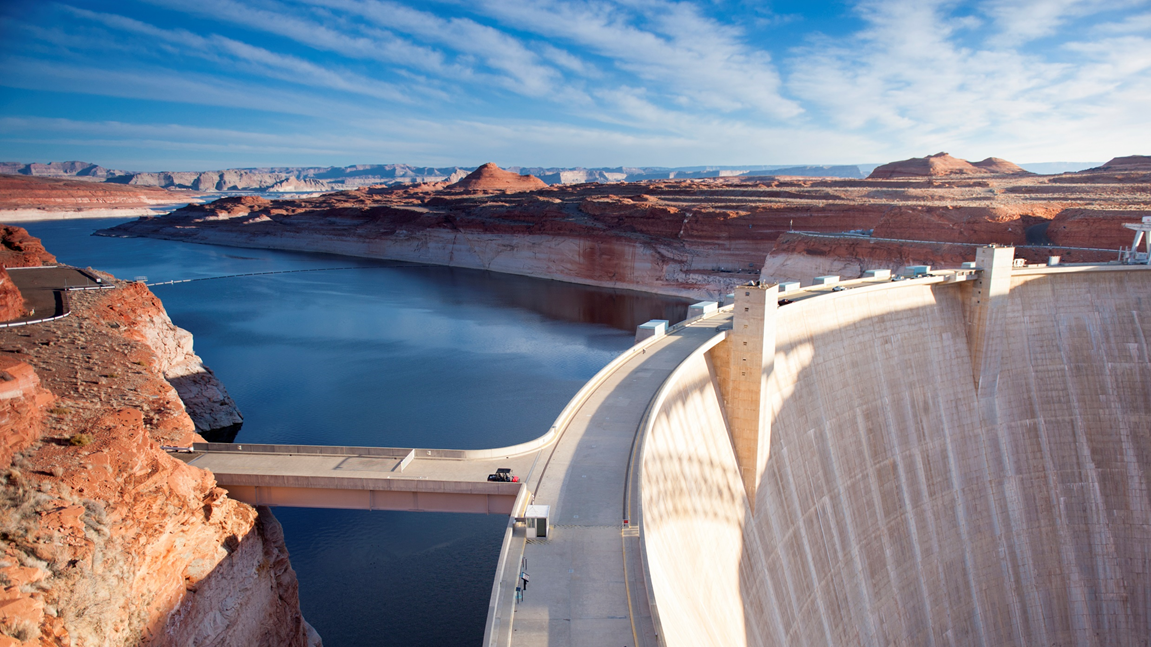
1, 0, 1149, 168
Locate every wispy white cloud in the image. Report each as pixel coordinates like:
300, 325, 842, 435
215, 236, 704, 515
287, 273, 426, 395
468, 0, 801, 117
980, 0, 1144, 44
3, 0, 1151, 168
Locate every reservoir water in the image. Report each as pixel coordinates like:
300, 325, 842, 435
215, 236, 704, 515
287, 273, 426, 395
22, 218, 690, 646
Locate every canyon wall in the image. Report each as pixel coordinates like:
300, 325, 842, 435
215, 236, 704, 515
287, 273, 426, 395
641, 267, 1151, 646
99, 161, 1148, 298
0, 250, 312, 645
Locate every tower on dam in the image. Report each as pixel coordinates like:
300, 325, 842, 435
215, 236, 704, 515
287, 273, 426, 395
967, 245, 1015, 394
727, 282, 777, 511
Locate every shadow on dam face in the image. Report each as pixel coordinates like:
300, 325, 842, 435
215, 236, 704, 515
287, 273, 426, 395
641, 271, 1151, 647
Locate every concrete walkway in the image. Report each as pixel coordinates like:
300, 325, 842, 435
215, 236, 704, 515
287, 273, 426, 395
506, 312, 733, 647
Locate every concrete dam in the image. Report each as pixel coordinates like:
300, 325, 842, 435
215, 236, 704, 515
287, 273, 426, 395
640, 248, 1151, 646
185, 245, 1149, 646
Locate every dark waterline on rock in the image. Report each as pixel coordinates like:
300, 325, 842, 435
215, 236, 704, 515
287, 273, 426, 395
22, 218, 690, 646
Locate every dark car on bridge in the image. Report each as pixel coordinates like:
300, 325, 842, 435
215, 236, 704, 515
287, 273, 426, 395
488, 468, 519, 482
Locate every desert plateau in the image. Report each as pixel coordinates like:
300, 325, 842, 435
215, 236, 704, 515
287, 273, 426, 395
99, 154, 1151, 297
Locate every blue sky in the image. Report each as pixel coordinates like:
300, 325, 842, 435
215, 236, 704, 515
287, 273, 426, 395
1, 0, 1149, 171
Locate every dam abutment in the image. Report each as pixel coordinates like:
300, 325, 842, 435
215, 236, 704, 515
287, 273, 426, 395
640, 263, 1151, 646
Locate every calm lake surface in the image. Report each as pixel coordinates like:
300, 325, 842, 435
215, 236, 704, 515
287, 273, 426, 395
23, 218, 689, 647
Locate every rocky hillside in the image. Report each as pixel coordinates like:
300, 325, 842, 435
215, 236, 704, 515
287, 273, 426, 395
99, 158, 1150, 298
0, 230, 317, 646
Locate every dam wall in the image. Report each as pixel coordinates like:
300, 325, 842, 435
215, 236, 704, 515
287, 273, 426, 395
640, 268, 1151, 646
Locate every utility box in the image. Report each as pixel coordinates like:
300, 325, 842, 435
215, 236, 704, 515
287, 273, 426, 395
961, 261, 977, 269
812, 275, 840, 285
778, 281, 801, 293
687, 301, 718, 318
863, 269, 891, 279
904, 265, 931, 276
524, 505, 550, 539
1047, 256, 1061, 266
635, 319, 669, 343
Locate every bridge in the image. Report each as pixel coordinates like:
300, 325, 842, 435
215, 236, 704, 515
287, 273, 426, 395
181, 247, 1151, 647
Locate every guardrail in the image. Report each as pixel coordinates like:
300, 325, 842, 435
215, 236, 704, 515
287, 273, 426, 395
480, 304, 735, 647
0, 288, 70, 329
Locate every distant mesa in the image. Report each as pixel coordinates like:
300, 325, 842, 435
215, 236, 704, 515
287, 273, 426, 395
868, 152, 1030, 179
448, 163, 548, 193
1098, 155, 1151, 171
970, 157, 1028, 174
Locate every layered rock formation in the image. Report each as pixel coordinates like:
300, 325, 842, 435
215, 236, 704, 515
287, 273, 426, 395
868, 152, 1030, 179
0, 232, 309, 646
0, 176, 197, 222
447, 163, 547, 193
100, 160, 1149, 298
0, 162, 126, 181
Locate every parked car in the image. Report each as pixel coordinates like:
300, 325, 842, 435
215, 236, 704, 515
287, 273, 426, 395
488, 468, 519, 482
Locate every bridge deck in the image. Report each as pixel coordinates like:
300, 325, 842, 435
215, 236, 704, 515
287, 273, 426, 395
186, 448, 533, 514
501, 311, 734, 647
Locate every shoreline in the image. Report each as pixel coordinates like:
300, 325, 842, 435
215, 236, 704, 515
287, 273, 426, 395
0, 206, 192, 222
96, 227, 749, 300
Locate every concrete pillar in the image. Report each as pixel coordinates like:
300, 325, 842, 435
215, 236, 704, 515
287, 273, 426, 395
968, 246, 1015, 393
728, 283, 778, 513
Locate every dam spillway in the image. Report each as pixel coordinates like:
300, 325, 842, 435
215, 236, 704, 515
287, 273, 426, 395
639, 259, 1150, 646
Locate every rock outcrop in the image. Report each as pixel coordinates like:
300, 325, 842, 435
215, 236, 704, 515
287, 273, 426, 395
0, 269, 25, 321
0, 226, 57, 268
91, 281, 244, 436
448, 162, 548, 193
0, 243, 314, 645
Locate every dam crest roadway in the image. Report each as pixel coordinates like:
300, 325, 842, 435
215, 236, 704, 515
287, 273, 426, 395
181, 248, 1151, 647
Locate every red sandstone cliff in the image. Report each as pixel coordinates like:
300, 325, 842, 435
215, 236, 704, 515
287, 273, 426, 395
0, 237, 315, 646
0, 270, 25, 322
0, 176, 198, 222
0, 227, 56, 269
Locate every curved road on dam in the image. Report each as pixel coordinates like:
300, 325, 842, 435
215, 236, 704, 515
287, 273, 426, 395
491, 308, 734, 647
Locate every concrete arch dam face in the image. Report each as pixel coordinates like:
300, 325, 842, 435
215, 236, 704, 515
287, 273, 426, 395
641, 270, 1151, 646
